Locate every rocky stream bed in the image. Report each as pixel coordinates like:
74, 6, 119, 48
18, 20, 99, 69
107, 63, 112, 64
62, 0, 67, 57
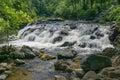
0, 20, 120, 80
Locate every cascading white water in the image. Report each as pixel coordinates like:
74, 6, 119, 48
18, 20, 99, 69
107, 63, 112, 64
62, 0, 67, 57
10, 21, 113, 54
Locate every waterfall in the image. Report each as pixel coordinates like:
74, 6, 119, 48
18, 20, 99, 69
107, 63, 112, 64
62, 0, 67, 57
10, 21, 113, 54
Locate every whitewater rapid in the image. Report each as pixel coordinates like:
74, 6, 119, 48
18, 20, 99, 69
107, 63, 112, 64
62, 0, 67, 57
9, 20, 113, 54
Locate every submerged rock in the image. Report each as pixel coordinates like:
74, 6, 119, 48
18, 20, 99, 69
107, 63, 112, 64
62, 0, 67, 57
81, 54, 112, 72
57, 48, 77, 59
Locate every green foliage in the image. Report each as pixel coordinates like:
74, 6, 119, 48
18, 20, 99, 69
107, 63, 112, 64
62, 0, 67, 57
99, 5, 120, 24
108, 6, 120, 22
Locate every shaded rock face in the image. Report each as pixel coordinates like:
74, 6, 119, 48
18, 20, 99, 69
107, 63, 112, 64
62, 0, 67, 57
81, 54, 112, 72
20, 45, 36, 59
57, 48, 77, 59
109, 22, 120, 45
0, 45, 17, 61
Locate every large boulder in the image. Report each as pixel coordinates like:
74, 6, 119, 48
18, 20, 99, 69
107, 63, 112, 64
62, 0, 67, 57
82, 71, 98, 80
73, 69, 85, 78
9, 50, 25, 59
81, 54, 112, 72
20, 45, 36, 59
54, 75, 67, 80
100, 66, 120, 79
57, 48, 77, 59
101, 48, 120, 58
54, 60, 72, 72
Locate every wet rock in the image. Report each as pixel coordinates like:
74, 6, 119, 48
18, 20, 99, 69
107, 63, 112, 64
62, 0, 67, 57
0, 74, 7, 80
81, 54, 112, 72
73, 69, 85, 78
100, 66, 120, 78
53, 36, 62, 43
54, 75, 67, 80
54, 60, 72, 72
109, 25, 120, 42
9, 50, 25, 59
0, 68, 6, 74
0, 63, 7, 68
112, 55, 120, 66
72, 78, 80, 80
78, 43, 86, 48
90, 35, 96, 39
14, 59, 25, 65
113, 35, 120, 46
60, 41, 76, 47
0, 45, 26, 60
39, 52, 56, 61
69, 24, 77, 29
101, 48, 119, 58
82, 71, 98, 80
4, 71, 12, 75
95, 31, 104, 39
92, 27, 98, 33
57, 48, 77, 59
73, 55, 85, 61
20, 45, 36, 59
60, 30, 69, 36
